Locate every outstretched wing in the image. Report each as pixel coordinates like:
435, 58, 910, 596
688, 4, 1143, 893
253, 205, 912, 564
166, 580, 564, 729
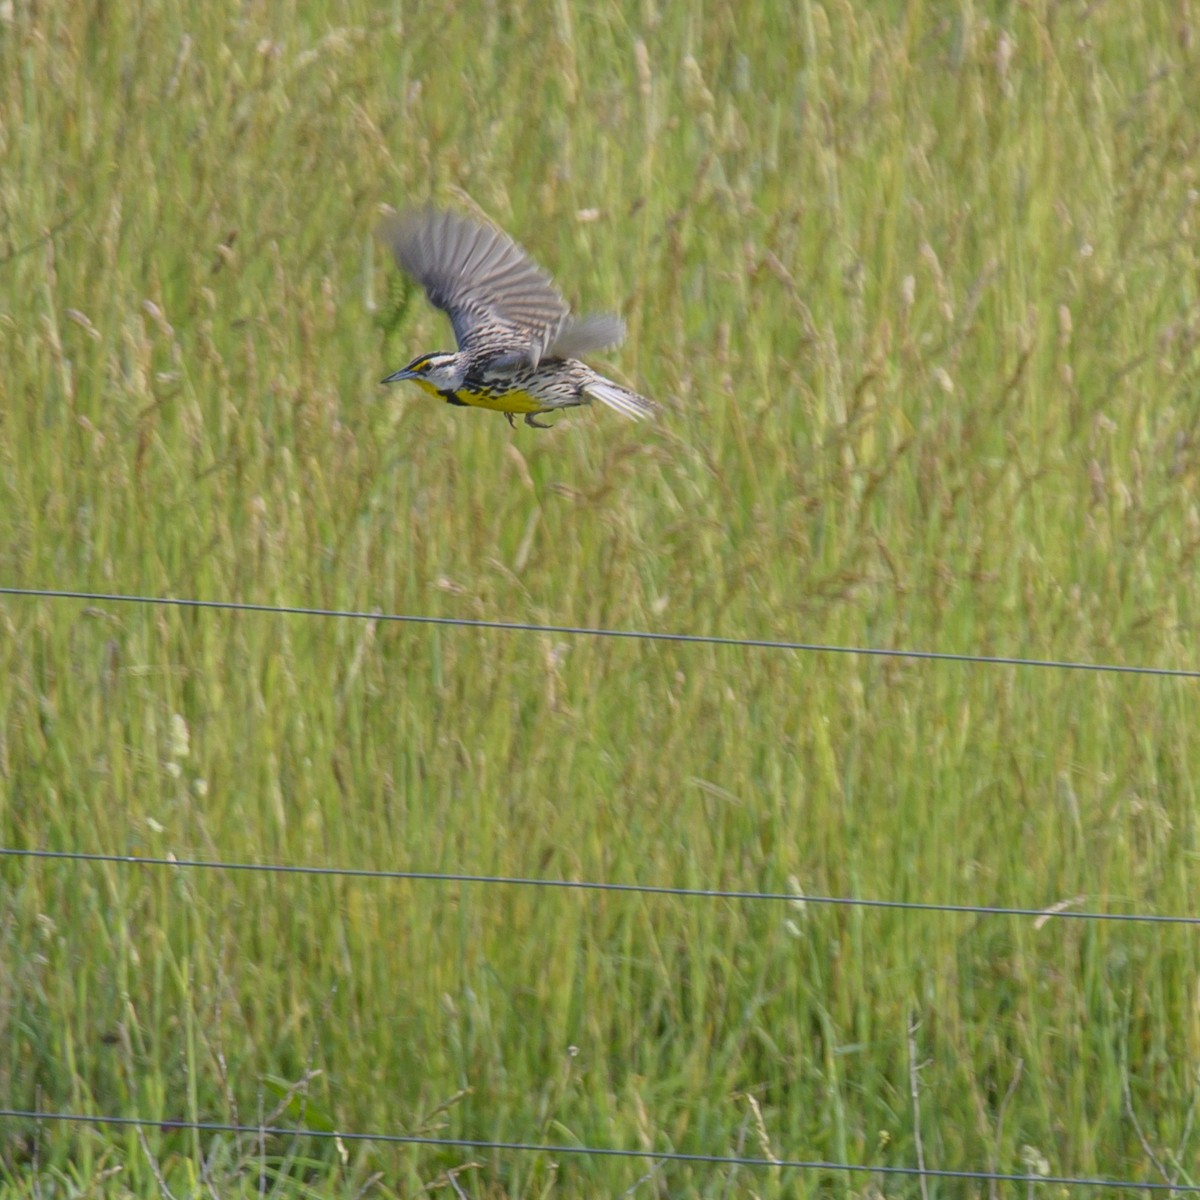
378, 207, 570, 368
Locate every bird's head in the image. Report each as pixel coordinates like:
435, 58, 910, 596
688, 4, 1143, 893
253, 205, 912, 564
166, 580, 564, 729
381, 351, 464, 393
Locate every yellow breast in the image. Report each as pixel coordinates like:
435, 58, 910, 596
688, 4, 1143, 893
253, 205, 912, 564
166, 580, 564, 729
407, 378, 544, 414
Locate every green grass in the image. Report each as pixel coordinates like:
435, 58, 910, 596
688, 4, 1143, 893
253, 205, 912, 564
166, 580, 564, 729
3, 0, 1200, 1195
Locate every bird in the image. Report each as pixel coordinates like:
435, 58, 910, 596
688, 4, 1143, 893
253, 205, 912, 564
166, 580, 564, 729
378, 206, 655, 428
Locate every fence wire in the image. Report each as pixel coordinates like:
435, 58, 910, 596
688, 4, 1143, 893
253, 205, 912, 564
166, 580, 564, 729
0, 1108, 1192, 1194
3, 846, 1197, 926
3, 587, 1196, 1195
2, 586, 1197, 678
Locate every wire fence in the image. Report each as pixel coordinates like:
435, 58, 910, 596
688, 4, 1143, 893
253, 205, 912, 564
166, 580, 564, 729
1, 1109, 1195, 1194
3, 584, 1197, 1194
2, 585, 1198, 678
4, 846, 1199, 925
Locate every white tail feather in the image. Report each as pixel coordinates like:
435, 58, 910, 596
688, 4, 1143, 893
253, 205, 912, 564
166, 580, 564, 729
584, 376, 656, 421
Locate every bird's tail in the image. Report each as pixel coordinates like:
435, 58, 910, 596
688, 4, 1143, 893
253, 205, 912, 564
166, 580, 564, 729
584, 374, 657, 421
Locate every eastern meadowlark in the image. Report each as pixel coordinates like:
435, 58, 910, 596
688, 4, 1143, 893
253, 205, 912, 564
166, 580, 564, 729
379, 206, 655, 428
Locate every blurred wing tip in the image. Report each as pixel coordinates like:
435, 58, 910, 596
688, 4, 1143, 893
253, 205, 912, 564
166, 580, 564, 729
548, 312, 628, 359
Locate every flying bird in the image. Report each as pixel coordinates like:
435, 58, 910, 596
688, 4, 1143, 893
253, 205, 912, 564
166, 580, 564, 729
378, 206, 655, 428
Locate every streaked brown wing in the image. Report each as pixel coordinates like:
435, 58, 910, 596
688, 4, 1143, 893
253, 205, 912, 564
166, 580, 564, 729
378, 207, 569, 367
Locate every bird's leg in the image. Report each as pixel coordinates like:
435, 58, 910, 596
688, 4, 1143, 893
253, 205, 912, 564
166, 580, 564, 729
524, 413, 554, 429
504, 411, 516, 428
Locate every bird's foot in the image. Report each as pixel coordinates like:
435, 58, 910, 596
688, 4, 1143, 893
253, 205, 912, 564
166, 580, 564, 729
504, 412, 516, 428
524, 413, 554, 429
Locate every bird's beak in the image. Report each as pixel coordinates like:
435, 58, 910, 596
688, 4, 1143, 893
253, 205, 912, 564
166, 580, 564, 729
381, 368, 416, 384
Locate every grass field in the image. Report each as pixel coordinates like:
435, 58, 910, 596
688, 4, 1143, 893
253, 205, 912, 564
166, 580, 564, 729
3, 0, 1200, 1195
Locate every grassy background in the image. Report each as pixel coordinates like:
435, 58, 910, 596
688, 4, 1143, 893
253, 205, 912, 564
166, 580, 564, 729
3, 0, 1200, 1195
